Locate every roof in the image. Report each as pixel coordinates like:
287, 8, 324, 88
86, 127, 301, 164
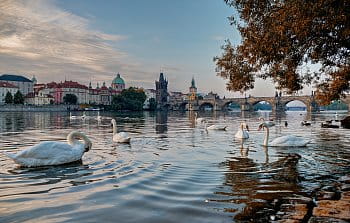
0, 74, 32, 82
112, 73, 125, 85
45, 81, 88, 89
0, 81, 19, 88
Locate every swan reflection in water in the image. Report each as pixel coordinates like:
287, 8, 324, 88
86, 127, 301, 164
215, 139, 301, 222
6, 161, 93, 189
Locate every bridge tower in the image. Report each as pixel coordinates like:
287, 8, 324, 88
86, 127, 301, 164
155, 72, 169, 110
187, 77, 199, 111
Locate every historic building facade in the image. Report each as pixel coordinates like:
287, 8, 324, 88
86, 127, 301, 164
0, 81, 19, 104
155, 72, 169, 110
0, 74, 34, 96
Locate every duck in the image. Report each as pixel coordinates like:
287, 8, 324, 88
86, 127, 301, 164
301, 121, 311, 126
194, 112, 206, 124
258, 122, 309, 147
284, 121, 288, 127
205, 121, 228, 131
321, 120, 339, 128
259, 117, 275, 127
235, 122, 249, 139
111, 119, 131, 143
4, 131, 92, 167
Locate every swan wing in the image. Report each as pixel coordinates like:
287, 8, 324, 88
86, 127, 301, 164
235, 130, 249, 139
270, 135, 309, 147
7, 141, 85, 167
113, 132, 131, 143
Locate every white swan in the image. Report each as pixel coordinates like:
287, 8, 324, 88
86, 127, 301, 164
194, 112, 206, 124
69, 112, 80, 120
258, 122, 309, 147
4, 131, 92, 167
111, 119, 131, 143
235, 122, 249, 139
81, 111, 87, 120
96, 111, 102, 121
259, 117, 275, 127
205, 121, 228, 131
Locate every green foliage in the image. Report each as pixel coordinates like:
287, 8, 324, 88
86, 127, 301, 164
148, 98, 157, 111
111, 87, 147, 111
4, 91, 13, 104
13, 90, 24, 104
63, 94, 78, 105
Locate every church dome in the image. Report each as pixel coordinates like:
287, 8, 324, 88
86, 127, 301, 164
112, 73, 125, 85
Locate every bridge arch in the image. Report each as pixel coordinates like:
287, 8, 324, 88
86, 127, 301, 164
252, 101, 273, 111
199, 102, 214, 111
178, 102, 188, 111
222, 101, 241, 111
284, 100, 308, 111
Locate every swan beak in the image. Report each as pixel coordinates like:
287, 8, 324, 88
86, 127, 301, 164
85, 142, 92, 152
246, 125, 249, 131
258, 123, 263, 131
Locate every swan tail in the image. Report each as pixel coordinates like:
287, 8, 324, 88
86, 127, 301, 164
3, 151, 16, 160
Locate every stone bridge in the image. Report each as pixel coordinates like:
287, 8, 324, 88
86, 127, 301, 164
171, 95, 350, 112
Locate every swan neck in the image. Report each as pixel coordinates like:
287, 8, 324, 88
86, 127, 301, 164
67, 132, 90, 149
263, 126, 269, 147
112, 120, 117, 135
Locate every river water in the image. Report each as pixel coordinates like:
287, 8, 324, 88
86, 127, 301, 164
0, 111, 349, 222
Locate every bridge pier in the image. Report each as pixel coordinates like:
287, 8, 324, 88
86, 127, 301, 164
241, 103, 252, 111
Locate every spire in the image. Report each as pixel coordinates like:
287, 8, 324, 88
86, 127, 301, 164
191, 76, 196, 88
89, 82, 92, 88
117, 73, 120, 78
97, 82, 100, 89
159, 72, 164, 82
103, 81, 106, 87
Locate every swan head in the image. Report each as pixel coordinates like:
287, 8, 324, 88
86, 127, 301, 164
243, 122, 249, 131
111, 119, 117, 126
258, 122, 268, 131
84, 139, 92, 152
67, 131, 92, 152
259, 117, 265, 122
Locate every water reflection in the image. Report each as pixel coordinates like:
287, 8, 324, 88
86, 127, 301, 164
155, 111, 168, 134
0, 111, 349, 223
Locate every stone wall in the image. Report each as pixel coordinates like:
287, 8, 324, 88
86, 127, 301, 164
0, 105, 79, 112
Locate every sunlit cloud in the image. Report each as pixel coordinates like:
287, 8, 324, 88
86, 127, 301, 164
0, 0, 157, 86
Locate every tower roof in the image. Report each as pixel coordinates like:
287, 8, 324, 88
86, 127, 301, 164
0, 74, 32, 82
191, 77, 196, 88
112, 73, 125, 85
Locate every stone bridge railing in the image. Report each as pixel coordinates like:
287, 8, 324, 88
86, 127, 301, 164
170, 94, 350, 112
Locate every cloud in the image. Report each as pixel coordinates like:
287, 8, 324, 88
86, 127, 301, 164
0, 0, 156, 86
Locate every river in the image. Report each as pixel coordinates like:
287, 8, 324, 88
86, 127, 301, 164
0, 111, 349, 222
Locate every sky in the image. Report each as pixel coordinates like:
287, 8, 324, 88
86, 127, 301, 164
0, 0, 310, 99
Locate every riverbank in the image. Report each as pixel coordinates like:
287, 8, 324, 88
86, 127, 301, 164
0, 105, 79, 112
269, 175, 350, 222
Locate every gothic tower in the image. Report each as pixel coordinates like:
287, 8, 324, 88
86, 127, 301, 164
155, 72, 168, 110
189, 77, 197, 101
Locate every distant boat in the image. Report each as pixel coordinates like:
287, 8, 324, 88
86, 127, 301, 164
85, 107, 101, 111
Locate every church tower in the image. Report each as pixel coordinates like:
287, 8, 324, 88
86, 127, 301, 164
155, 72, 168, 110
189, 77, 197, 101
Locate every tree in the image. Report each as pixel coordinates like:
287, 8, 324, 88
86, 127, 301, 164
4, 91, 13, 104
63, 94, 78, 105
214, 0, 350, 105
111, 87, 147, 111
13, 90, 24, 104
